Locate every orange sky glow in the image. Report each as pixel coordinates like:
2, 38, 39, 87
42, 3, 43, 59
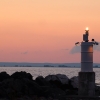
0, 0, 100, 63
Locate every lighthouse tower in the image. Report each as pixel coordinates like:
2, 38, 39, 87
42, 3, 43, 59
76, 28, 99, 96
81, 27, 93, 72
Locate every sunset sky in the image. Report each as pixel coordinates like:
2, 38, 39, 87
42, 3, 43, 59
0, 0, 100, 63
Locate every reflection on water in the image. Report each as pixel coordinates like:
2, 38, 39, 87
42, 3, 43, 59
0, 67, 99, 83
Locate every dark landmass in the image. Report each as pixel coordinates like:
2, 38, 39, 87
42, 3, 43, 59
0, 62, 100, 68
0, 71, 99, 100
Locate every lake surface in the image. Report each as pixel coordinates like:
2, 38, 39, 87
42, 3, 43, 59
0, 67, 100, 83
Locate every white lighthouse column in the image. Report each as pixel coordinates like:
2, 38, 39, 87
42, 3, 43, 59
81, 42, 93, 72
78, 28, 95, 96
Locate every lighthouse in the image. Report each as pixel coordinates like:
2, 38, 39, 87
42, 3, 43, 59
81, 27, 93, 72
76, 28, 99, 96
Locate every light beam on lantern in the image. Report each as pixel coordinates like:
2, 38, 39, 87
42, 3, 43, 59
85, 27, 89, 31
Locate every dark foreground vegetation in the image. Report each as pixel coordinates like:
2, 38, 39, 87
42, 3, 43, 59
0, 71, 99, 100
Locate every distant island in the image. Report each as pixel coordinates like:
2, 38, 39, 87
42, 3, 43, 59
0, 62, 100, 68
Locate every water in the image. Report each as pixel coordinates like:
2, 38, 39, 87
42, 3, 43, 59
0, 67, 100, 83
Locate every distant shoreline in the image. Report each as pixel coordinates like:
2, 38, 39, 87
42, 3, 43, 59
0, 62, 100, 67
